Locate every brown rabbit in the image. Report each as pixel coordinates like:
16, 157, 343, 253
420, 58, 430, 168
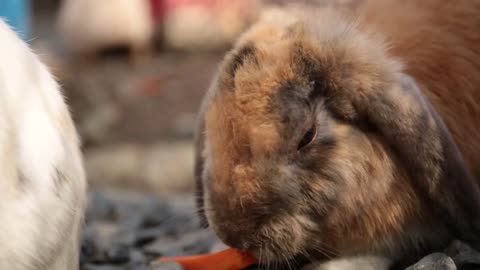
194, 0, 480, 268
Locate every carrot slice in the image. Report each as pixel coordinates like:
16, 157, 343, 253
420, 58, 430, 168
159, 248, 257, 270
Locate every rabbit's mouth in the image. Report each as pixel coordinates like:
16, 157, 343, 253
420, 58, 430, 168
254, 214, 316, 263
211, 214, 316, 266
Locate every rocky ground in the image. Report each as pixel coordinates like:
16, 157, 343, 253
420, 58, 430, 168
81, 189, 480, 270
80, 190, 215, 270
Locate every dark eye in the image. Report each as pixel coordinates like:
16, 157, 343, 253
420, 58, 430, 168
298, 125, 317, 150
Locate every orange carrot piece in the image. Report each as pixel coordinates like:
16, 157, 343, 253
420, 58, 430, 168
159, 248, 257, 270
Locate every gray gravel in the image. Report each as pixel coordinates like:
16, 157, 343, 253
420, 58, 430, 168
81, 190, 480, 270
80, 190, 216, 270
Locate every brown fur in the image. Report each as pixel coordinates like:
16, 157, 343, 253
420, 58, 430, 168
354, 0, 480, 180
194, 0, 480, 267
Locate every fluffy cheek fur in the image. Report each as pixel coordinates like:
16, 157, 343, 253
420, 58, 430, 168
318, 125, 423, 254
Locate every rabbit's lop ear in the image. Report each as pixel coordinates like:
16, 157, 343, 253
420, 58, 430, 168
362, 73, 480, 248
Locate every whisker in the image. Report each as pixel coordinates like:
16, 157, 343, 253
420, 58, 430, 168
284, 254, 293, 270
313, 247, 330, 259
259, 248, 265, 270
314, 245, 336, 259
266, 252, 271, 270
300, 247, 316, 264
290, 255, 302, 270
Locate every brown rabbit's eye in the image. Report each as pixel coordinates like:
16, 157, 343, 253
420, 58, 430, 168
298, 125, 317, 150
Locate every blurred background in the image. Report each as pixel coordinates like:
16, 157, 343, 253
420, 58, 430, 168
0, 1, 357, 269
0, 0, 355, 196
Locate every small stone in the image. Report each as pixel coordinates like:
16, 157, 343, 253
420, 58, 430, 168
87, 192, 117, 222
117, 214, 144, 234
160, 214, 197, 236
113, 227, 164, 248
444, 241, 480, 268
141, 205, 172, 228
149, 261, 183, 270
128, 264, 150, 270
129, 249, 148, 264
81, 229, 108, 264
83, 264, 127, 270
181, 230, 216, 255
143, 230, 215, 257
405, 253, 456, 270
143, 237, 181, 257
85, 222, 119, 251
81, 234, 99, 263
106, 244, 130, 264
135, 227, 165, 246
114, 230, 137, 247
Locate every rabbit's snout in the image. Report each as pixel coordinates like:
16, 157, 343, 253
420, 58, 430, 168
207, 162, 312, 260
212, 209, 315, 262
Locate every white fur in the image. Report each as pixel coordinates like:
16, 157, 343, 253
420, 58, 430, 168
57, 0, 153, 53
0, 20, 87, 270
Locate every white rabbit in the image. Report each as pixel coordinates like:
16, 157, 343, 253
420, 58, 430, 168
0, 20, 87, 270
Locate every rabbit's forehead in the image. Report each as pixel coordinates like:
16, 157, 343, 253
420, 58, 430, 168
227, 16, 404, 105
206, 50, 311, 149
205, 42, 334, 161
229, 43, 332, 125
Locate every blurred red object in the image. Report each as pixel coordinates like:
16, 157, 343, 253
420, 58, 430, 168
152, 0, 246, 19
136, 75, 167, 97
149, 0, 166, 22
